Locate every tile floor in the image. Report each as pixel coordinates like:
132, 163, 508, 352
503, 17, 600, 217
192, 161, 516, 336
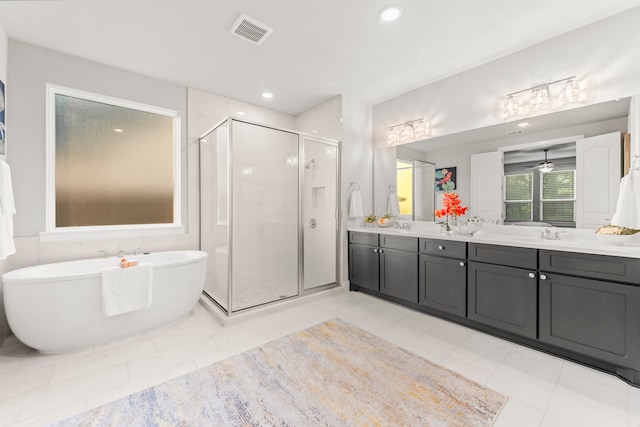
0, 289, 639, 426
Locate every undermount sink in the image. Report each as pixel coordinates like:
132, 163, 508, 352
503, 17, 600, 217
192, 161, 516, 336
512, 237, 583, 247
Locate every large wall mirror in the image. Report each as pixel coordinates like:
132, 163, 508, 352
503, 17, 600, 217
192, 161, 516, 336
383, 96, 634, 230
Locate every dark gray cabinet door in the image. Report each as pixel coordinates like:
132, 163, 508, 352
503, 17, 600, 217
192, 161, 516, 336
348, 244, 380, 292
468, 261, 537, 339
380, 248, 418, 302
419, 254, 466, 317
539, 272, 640, 369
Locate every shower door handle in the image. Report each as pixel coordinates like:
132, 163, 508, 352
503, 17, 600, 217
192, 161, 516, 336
309, 218, 317, 229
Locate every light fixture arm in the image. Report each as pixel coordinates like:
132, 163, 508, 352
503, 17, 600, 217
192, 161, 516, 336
506, 76, 576, 97
388, 118, 425, 130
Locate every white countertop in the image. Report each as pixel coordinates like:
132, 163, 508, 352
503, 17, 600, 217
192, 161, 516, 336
347, 222, 640, 259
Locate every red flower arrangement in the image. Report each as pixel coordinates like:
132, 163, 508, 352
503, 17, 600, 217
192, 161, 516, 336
435, 192, 469, 219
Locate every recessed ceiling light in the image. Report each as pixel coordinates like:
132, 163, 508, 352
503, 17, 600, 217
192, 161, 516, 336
378, 5, 403, 23
113, 128, 123, 133
311, 130, 318, 134
517, 122, 529, 128
261, 92, 274, 99
236, 111, 246, 116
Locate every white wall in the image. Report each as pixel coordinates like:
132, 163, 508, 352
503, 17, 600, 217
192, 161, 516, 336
295, 96, 342, 141
340, 95, 373, 284
0, 24, 9, 345
372, 7, 640, 213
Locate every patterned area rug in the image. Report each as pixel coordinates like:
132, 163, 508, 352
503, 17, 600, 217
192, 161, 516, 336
50, 319, 506, 426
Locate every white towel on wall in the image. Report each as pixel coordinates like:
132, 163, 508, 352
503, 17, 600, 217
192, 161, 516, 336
349, 189, 364, 218
101, 263, 153, 317
0, 160, 16, 260
387, 190, 400, 217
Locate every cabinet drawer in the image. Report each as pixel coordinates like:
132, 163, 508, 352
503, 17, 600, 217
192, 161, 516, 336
468, 243, 537, 269
349, 231, 379, 247
380, 235, 418, 252
540, 250, 640, 285
419, 238, 466, 259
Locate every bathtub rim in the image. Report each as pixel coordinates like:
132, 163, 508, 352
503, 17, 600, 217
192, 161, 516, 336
2, 250, 208, 285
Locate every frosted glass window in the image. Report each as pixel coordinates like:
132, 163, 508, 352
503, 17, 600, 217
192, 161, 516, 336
50, 88, 179, 228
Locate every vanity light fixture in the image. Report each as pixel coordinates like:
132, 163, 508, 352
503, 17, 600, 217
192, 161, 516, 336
503, 95, 521, 117
386, 118, 429, 146
503, 76, 580, 117
113, 128, 124, 133
378, 5, 403, 23
560, 78, 580, 103
529, 86, 549, 110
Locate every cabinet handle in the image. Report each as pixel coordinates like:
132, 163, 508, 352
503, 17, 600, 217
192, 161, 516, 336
540, 274, 547, 280
373, 248, 378, 253
459, 261, 465, 267
528, 272, 536, 279
438, 245, 445, 250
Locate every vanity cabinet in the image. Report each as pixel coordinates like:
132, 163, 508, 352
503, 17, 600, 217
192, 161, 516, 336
418, 239, 467, 317
348, 232, 379, 292
348, 231, 640, 385
539, 250, 640, 370
348, 232, 418, 303
467, 243, 538, 339
379, 235, 419, 302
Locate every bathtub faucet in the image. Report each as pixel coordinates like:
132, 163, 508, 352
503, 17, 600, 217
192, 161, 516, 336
99, 250, 109, 258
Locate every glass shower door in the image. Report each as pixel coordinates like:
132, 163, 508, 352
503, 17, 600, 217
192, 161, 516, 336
200, 121, 230, 310
231, 121, 299, 311
303, 137, 338, 290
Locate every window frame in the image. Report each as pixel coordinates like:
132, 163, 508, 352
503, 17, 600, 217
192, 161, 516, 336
504, 172, 534, 222
43, 84, 183, 240
539, 169, 576, 226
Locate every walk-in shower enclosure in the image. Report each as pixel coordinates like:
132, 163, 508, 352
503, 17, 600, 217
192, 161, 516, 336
200, 118, 340, 314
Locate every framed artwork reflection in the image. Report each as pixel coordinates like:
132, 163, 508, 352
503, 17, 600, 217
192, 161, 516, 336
435, 166, 456, 191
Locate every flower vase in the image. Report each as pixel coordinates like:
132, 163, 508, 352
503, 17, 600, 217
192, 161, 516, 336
439, 217, 451, 236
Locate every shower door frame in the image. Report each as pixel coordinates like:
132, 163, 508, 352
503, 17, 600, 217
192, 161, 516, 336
199, 116, 341, 316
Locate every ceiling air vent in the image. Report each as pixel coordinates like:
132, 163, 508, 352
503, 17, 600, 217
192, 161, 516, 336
505, 129, 524, 136
229, 14, 273, 45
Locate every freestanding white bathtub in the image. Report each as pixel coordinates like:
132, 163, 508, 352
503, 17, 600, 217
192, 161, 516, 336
2, 250, 207, 354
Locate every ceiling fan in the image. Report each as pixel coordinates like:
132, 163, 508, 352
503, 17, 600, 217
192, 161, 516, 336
525, 148, 555, 173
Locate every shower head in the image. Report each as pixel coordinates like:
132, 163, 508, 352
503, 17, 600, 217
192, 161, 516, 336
305, 159, 315, 169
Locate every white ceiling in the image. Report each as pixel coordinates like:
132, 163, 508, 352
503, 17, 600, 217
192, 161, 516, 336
1, 1, 639, 115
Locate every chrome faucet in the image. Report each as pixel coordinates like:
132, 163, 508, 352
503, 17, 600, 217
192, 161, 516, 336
134, 247, 144, 255
539, 228, 566, 240
117, 249, 126, 257
395, 222, 411, 230
99, 250, 109, 258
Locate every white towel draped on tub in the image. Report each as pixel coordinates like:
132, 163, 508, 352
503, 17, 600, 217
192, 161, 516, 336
101, 263, 153, 317
0, 159, 16, 260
